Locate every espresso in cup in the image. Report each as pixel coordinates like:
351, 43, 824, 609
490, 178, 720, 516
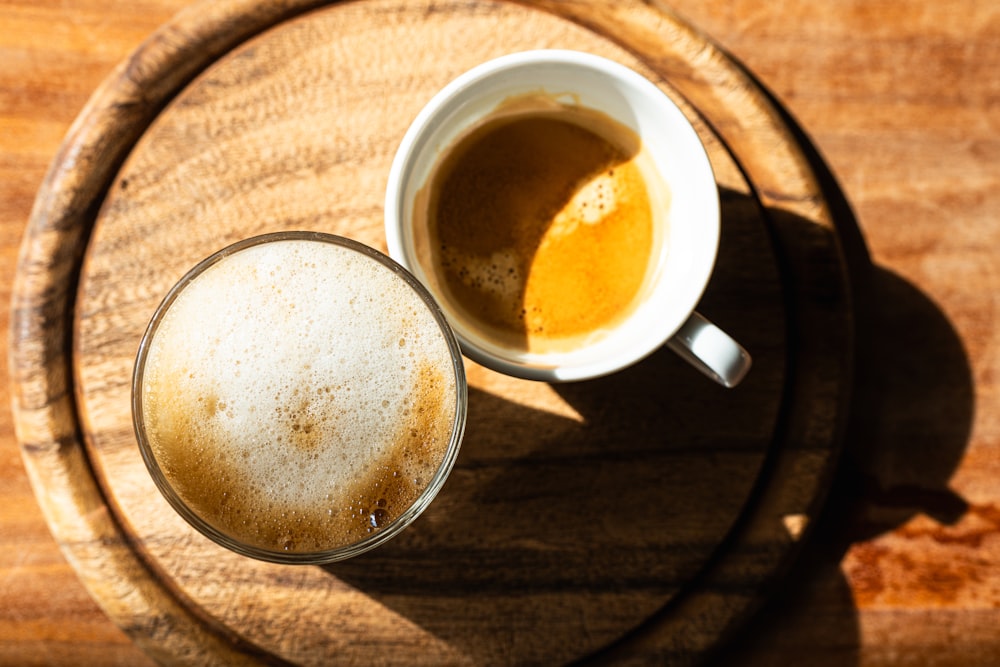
417, 96, 669, 356
133, 232, 466, 563
388, 50, 751, 385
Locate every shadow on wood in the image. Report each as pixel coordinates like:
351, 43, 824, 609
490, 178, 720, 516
323, 186, 794, 665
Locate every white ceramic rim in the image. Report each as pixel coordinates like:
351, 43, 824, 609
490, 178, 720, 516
385, 49, 720, 382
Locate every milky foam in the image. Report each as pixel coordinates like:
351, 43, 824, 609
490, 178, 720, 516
139, 238, 459, 554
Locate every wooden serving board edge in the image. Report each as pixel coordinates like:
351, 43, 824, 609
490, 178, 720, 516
10, 2, 335, 664
8, 0, 855, 664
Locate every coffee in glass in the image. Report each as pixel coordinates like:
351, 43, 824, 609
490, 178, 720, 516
132, 232, 467, 564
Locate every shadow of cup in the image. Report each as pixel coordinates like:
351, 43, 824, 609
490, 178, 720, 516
708, 83, 975, 665
713, 263, 975, 666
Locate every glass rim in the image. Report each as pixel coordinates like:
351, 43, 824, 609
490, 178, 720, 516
132, 230, 468, 565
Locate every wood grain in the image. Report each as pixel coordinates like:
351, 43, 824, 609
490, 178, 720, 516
3, 0, 997, 666
11, 0, 851, 664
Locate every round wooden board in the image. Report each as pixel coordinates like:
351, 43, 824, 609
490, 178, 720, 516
10, 0, 854, 665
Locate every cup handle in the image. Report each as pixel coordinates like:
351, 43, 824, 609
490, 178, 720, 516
666, 311, 751, 388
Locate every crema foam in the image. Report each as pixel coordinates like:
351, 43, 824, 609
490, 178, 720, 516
138, 237, 460, 555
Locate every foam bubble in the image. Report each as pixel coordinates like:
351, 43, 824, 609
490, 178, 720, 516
552, 170, 620, 228
140, 239, 458, 553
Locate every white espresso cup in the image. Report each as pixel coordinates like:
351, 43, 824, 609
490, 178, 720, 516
385, 50, 750, 386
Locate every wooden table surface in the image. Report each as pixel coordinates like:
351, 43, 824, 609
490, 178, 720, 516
1, 1, 997, 665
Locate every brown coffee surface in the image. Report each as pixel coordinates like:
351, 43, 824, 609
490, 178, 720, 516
149, 360, 453, 554
426, 108, 660, 353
